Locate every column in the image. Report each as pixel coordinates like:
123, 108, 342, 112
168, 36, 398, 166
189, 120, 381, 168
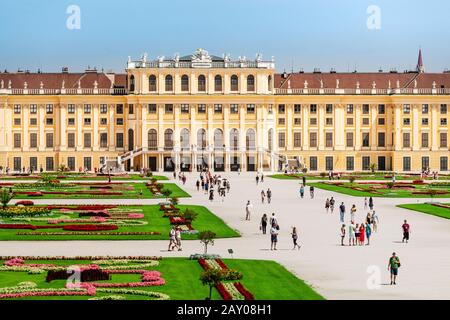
334, 104, 345, 150
93, 104, 99, 151
370, 104, 378, 150
38, 104, 45, 151
224, 104, 230, 171
76, 104, 83, 150
318, 104, 325, 149
412, 104, 420, 150
108, 104, 115, 151
394, 105, 402, 150
431, 104, 439, 151
286, 104, 293, 150
23, 104, 29, 149
302, 103, 309, 148
239, 104, 246, 170
355, 104, 361, 149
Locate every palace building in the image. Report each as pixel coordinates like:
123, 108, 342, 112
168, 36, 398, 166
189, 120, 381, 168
0, 49, 449, 173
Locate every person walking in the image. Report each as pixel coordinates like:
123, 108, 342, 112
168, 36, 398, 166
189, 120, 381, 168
359, 223, 365, 246
302, 175, 306, 187
270, 223, 279, 250
226, 180, 231, 193
256, 174, 259, 185
330, 197, 335, 214
388, 252, 401, 285
245, 201, 253, 221
267, 188, 272, 204
340, 224, 346, 246
168, 226, 176, 251
366, 212, 372, 226
369, 197, 374, 211
365, 223, 372, 245
325, 198, 330, 213
291, 227, 301, 250
372, 211, 379, 232
364, 197, 368, 210
175, 227, 182, 251
260, 214, 268, 234
209, 189, 214, 202
261, 174, 264, 183
350, 204, 356, 222
348, 221, 356, 246
402, 220, 410, 243
261, 190, 266, 204
339, 202, 346, 223
269, 213, 278, 227
299, 185, 305, 199
309, 185, 315, 199
355, 223, 360, 245
196, 180, 200, 191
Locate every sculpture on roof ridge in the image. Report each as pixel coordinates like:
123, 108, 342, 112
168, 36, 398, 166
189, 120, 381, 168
356, 81, 360, 89
8, 80, 12, 89
40, 81, 44, 89
192, 48, 211, 62
141, 52, 148, 63
24, 82, 27, 89
336, 79, 340, 89
174, 53, 180, 62
320, 79, 323, 89
256, 53, 262, 62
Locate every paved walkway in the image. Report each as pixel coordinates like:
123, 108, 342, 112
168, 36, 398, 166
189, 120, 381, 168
2, 172, 450, 300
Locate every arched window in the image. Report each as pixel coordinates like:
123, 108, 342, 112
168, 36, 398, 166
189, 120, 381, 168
268, 75, 272, 91
214, 75, 222, 92
181, 75, 189, 92
230, 75, 238, 91
149, 75, 157, 91
197, 128, 207, 150
180, 128, 190, 150
165, 75, 173, 91
164, 129, 173, 149
230, 129, 239, 150
129, 75, 135, 92
247, 75, 255, 92
198, 75, 206, 92
214, 129, 224, 149
246, 129, 256, 150
148, 129, 157, 150
268, 128, 273, 151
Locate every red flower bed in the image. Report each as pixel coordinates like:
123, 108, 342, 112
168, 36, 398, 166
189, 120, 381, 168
15, 201, 34, 206
0, 224, 61, 230
17, 231, 161, 236
234, 282, 255, 300
216, 259, 228, 270
47, 205, 117, 210
62, 225, 118, 232
413, 180, 425, 184
198, 259, 209, 271
169, 216, 186, 225
215, 283, 232, 300
23, 192, 43, 197
79, 210, 111, 218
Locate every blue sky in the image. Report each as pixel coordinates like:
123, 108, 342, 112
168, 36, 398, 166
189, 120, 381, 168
0, 0, 449, 73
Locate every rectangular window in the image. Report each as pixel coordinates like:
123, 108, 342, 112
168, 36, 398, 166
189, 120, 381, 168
294, 104, 301, 114
422, 118, 429, 125
362, 156, 370, 171
422, 104, 429, 114
362, 104, 370, 114
403, 157, 411, 172
30, 118, 37, 125
68, 104, 75, 114
46, 133, 53, 148
278, 118, 285, 125
422, 156, 430, 171
116, 133, 124, 148
441, 118, 448, 126
325, 156, 333, 171
403, 118, 411, 125
84, 104, 91, 114
362, 133, 370, 147
326, 104, 333, 114
148, 104, 157, 114
100, 133, 108, 148
13, 157, 21, 171
346, 132, 354, 147
46, 157, 54, 171
362, 118, 370, 125
278, 105, 285, 114
100, 104, 108, 114
128, 104, 134, 114
346, 104, 354, 114
67, 157, 76, 171
346, 157, 354, 171
14, 104, 21, 114
403, 104, 411, 114
46, 104, 53, 114
165, 104, 174, 114
181, 104, 189, 114
310, 118, 317, 125
310, 132, 317, 148
13, 133, 21, 148
378, 132, 386, 147
14, 118, 21, 126
83, 157, 92, 171
346, 118, 354, 125
403, 132, 411, 148
30, 133, 37, 148
116, 118, 124, 125
294, 118, 301, 125
30, 157, 37, 171
230, 104, 239, 114
246, 104, 255, 114
68, 118, 75, 126
440, 157, 448, 171
46, 118, 53, 125
84, 133, 92, 148
197, 104, 206, 114
325, 132, 333, 148
441, 104, 448, 115
310, 104, 317, 114
294, 132, 301, 147
378, 118, 385, 125
214, 104, 222, 114
116, 104, 124, 114
440, 132, 448, 148
278, 132, 286, 148
378, 104, 385, 114
30, 104, 37, 114
421, 132, 429, 148
100, 118, 107, 125
67, 133, 75, 148
84, 118, 91, 126
326, 118, 333, 125
309, 156, 318, 171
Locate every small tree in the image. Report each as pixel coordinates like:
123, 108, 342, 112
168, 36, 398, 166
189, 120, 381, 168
369, 163, 377, 173
0, 188, 14, 208
386, 182, 395, 189
183, 208, 198, 222
200, 268, 224, 300
161, 189, 173, 201
198, 231, 216, 254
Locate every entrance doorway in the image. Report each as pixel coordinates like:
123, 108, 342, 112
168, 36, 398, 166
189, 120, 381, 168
148, 157, 157, 172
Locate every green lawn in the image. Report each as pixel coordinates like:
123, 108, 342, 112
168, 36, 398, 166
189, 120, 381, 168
309, 182, 450, 198
269, 173, 450, 181
0, 174, 168, 181
0, 205, 239, 240
0, 257, 323, 300
11, 183, 188, 199
398, 203, 450, 220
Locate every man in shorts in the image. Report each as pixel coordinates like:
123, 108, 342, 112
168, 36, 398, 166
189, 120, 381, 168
402, 220, 410, 243
388, 252, 401, 285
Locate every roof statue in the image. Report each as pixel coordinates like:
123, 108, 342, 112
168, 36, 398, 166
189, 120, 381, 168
174, 53, 180, 62
142, 52, 148, 63
336, 79, 340, 89
40, 81, 44, 89
320, 79, 323, 89
432, 81, 436, 89
24, 82, 27, 89
388, 80, 391, 89
62, 80, 65, 89
94, 80, 98, 89
397, 80, 400, 88
8, 80, 11, 89
256, 53, 262, 62
356, 81, 360, 89
78, 80, 81, 89
414, 79, 417, 88
192, 48, 211, 62
304, 80, 308, 89
372, 81, 376, 89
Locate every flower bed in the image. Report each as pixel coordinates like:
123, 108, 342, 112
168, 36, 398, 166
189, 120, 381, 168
16, 231, 161, 236
169, 216, 186, 225
62, 224, 118, 232
78, 210, 111, 218
0, 206, 50, 217
15, 201, 34, 206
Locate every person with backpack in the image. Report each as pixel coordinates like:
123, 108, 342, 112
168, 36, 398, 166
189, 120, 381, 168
388, 252, 401, 285
309, 186, 315, 199
339, 202, 346, 223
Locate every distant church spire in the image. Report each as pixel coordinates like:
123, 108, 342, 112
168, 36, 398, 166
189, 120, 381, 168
417, 48, 425, 73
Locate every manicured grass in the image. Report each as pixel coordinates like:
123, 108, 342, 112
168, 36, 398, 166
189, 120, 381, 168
11, 183, 189, 199
0, 205, 239, 240
269, 173, 450, 181
398, 203, 450, 220
0, 174, 168, 181
309, 182, 450, 198
0, 258, 323, 300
